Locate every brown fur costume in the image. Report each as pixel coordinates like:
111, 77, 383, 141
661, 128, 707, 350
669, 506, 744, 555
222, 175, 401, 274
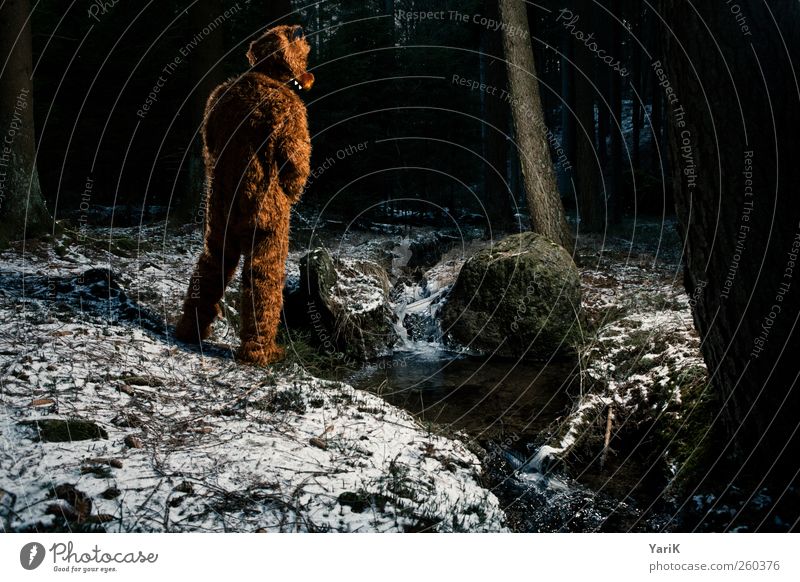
174, 25, 313, 365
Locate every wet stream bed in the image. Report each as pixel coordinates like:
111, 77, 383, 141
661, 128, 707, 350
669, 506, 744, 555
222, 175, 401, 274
348, 350, 676, 532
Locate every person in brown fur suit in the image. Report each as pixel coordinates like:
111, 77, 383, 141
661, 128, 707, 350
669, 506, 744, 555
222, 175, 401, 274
174, 24, 314, 365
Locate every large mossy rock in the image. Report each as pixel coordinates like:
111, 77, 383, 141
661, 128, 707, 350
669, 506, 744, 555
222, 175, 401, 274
284, 248, 397, 360
440, 232, 582, 359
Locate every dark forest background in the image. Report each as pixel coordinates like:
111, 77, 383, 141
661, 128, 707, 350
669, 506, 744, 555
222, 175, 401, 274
3, 0, 800, 529
28, 0, 665, 228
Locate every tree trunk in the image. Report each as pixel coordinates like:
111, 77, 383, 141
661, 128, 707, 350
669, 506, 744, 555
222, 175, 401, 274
662, 0, 800, 521
630, 4, 643, 171
558, 20, 575, 199
649, 16, 663, 175
574, 0, 603, 233
480, 1, 514, 230
179, 0, 226, 223
0, 0, 50, 245
608, 0, 623, 223
498, 0, 573, 250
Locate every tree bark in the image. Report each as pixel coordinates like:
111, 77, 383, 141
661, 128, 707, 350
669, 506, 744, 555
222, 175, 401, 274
558, 19, 576, 199
498, 0, 573, 250
0, 0, 50, 244
662, 0, 800, 512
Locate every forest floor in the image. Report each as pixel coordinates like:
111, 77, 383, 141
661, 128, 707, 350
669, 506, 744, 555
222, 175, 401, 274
0, 214, 723, 532
0, 222, 505, 532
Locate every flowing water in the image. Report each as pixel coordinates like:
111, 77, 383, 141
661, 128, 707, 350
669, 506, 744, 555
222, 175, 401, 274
344, 262, 673, 531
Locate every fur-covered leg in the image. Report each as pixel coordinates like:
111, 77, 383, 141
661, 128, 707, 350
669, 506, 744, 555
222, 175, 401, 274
175, 233, 240, 344
236, 224, 289, 366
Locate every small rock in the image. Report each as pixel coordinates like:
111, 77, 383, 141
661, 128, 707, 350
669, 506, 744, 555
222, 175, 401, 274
100, 487, 121, 500
123, 435, 143, 449
84, 457, 123, 469
49, 484, 92, 522
309, 437, 328, 450
112, 412, 143, 428
173, 481, 194, 494
187, 426, 212, 434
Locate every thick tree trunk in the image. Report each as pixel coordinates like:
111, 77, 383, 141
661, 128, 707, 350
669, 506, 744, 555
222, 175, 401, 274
498, 0, 573, 250
573, 0, 603, 233
0, 0, 50, 244
662, 0, 800, 522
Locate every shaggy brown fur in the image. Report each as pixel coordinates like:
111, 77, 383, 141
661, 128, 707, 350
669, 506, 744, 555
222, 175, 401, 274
174, 25, 313, 366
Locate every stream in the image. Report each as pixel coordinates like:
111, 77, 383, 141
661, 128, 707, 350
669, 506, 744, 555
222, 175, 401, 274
349, 346, 674, 532
337, 230, 675, 532
300, 221, 679, 531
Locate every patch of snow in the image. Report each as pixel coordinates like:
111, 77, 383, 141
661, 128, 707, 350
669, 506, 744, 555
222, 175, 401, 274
0, 225, 506, 532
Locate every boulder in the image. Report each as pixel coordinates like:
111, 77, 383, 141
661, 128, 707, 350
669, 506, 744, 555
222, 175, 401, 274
285, 248, 397, 360
440, 232, 582, 359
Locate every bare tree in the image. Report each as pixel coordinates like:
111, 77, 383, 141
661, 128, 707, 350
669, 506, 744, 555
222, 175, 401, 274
498, 0, 573, 249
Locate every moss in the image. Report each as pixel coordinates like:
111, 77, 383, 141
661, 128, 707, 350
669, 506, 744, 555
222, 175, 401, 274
659, 365, 729, 494
441, 231, 583, 359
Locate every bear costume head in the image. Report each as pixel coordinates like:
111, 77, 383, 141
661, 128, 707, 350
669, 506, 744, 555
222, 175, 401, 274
247, 24, 315, 90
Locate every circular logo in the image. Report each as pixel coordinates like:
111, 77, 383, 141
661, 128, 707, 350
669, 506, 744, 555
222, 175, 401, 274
20, 542, 46, 570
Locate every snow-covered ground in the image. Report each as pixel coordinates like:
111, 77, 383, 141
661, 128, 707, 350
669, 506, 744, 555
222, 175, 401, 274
0, 223, 506, 532
519, 227, 706, 477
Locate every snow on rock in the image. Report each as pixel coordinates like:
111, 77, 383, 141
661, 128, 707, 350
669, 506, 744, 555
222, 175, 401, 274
527, 236, 707, 470
0, 225, 506, 532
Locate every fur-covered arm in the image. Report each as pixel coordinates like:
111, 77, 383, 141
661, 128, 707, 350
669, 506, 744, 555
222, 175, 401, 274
275, 99, 311, 203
